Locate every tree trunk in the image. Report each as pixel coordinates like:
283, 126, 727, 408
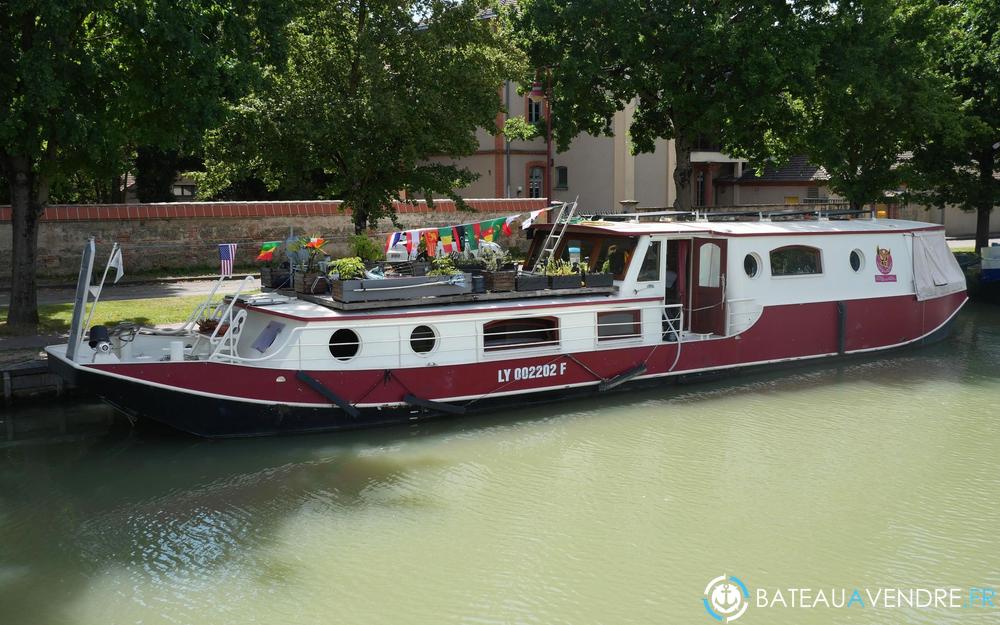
4, 156, 48, 331
672, 132, 693, 211
975, 147, 994, 255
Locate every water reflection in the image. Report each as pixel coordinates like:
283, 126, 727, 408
0, 303, 997, 625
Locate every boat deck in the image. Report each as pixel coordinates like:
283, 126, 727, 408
264, 286, 617, 312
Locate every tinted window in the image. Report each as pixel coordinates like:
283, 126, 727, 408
597, 310, 641, 340
484, 318, 559, 351
744, 254, 759, 278
638, 241, 662, 281
410, 325, 436, 354
850, 249, 863, 272
770, 246, 822, 276
329, 329, 360, 360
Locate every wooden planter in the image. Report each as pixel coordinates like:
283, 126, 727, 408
515, 273, 548, 291
331, 273, 473, 302
260, 267, 291, 289
583, 272, 614, 288
548, 274, 582, 290
294, 271, 330, 295
483, 270, 516, 292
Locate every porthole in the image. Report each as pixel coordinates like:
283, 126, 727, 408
850, 249, 864, 272
743, 253, 760, 278
410, 325, 437, 354
328, 329, 360, 361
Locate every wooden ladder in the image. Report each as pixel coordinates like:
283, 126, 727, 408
529, 198, 578, 271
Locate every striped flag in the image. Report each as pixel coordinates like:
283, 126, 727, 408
219, 243, 237, 276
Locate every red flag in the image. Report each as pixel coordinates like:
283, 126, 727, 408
423, 230, 439, 257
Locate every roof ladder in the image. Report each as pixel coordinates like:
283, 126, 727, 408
529, 198, 578, 271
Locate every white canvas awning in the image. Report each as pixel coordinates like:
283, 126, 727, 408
912, 231, 966, 301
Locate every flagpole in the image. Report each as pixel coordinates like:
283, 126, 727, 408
82, 242, 118, 333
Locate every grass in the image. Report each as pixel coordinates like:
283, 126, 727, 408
1, 294, 210, 335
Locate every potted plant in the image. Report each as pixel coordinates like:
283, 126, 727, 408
582, 258, 614, 288
349, 234, 385, 267
290, 236, 331, 294
543, 258, 582, 290
256, 241, 290, 289
480, 248, 516, 292
515, 270, 548, 291
328, 256, 473, 303
328, 256, 367, 300
449, 251, 485, 274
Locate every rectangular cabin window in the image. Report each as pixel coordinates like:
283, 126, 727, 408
638, 241, 662, 281
483, 317, 559, 352
770, 245, 823, 276
597, 310, 641, 341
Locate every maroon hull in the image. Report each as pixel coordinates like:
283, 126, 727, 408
88, 292, 967, 407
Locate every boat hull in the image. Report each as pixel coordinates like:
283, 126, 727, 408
48, 292, 967, 438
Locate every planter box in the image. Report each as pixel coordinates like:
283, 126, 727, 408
583, 272, 614, 288
294, 272, 330, 295
548, 274, 582, 290
515, 273, 548, 291
453, 262, 485, 274
483, 270, 515, 292
331, 273, 473, 302
260, 267, 291, 289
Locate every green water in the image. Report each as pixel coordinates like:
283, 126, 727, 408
1, 304, 998, 625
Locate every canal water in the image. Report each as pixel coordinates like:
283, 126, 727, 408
1, 304, 998, 625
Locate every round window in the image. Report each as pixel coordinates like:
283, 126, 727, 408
850, 249, 864, 272
410, 325, 437, 354
743, 253, 760, 278
328, 329, 360, 361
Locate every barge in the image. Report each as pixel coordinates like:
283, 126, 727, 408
46, 207, 968, 438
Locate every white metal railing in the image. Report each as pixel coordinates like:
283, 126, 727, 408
201, 299, 686, 369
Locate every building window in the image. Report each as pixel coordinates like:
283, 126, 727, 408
638, 241, 662, 282
770, 245, 822, 276
484, 317, 559, 351
695, 172, 706, 207
528, 166, 544, 198
555, 166, 568, 190
527, 99, 543, 124
328, 329, 360, 360
597, 310, 641, 341
172, 185, 196, 197
807, 186, 820, 200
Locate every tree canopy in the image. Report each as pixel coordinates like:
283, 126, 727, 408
198, 0, 524, 233
504, 0, 813, 209
793, 0, 961, 210
904, 0, 1000, 252
0, 0, 290, 329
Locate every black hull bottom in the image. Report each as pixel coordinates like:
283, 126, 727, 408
50, 316, 957, 439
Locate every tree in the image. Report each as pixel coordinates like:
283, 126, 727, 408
904, 0, 999, 253
793, 0, 961, 211
504, 0, 813, 209
0, 1, 290, 331
198, 0, 524, 234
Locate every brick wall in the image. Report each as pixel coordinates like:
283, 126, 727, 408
0, 198, 547, 281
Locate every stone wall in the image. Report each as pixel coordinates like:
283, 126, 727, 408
0, 198, 547, 282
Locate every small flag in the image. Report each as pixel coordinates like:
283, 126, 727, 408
457, 224, 477, 251
108, 246, 125, 283
256, 241, 281, 262
385, 232, 402, 253
219, 243, 237, 276
521, 208, 545, 229
423, 230, 439, 257
439, 227, 462, 254
405, 231, 416, 255
503, 215, 517, 237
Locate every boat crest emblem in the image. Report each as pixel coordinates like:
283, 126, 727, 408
875, 246, 897, 282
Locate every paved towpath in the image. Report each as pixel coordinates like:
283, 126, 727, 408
0, 275, 259, 307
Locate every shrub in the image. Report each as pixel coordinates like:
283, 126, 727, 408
327, 257, 366, 280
